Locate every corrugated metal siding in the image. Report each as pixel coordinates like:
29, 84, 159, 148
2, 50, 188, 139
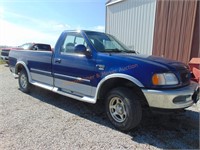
191, 1, 200, 58
152, 0, 198, 64
106, 0, 157, 55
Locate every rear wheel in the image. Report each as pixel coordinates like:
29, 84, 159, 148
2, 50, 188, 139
18, 69, 31, 93
105, 87, 142, 131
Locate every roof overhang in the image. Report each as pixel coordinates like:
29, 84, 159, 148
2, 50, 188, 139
106, 0, 126, 6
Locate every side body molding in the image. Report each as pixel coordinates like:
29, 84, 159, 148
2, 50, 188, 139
93, 73, 144, 103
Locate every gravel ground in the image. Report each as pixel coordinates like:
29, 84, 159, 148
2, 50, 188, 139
0, 64, 199, 150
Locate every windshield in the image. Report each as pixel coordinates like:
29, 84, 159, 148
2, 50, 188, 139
85, 31, 135, 53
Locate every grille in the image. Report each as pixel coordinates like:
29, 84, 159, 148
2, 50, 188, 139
180, 70, 190, 85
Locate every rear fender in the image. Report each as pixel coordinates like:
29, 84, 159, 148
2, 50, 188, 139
15, 61, 32, 83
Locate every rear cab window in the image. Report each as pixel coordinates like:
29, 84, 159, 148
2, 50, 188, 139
33, 44, 51, 51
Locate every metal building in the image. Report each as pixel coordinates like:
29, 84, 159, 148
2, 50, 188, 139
106, 0, 157, 55
106, 0, 199, 64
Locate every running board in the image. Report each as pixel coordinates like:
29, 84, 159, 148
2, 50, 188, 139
52, 87, 95, 104
31, 81, 53, 91
30, 81, 96, 104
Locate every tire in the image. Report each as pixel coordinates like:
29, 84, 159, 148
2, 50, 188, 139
105, 87, 142, 131
18, 69, 31, 93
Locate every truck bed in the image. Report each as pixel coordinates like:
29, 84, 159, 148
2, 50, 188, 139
9, 50, 53, 85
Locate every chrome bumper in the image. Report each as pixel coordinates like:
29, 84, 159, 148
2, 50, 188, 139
142, 82, 199, 109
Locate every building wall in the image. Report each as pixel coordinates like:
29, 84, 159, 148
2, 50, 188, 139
191, 1, 200, 58
106, 0, 157, 55
152, 0, 198, 64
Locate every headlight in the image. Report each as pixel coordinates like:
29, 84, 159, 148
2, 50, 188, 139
152, 73, 178, 85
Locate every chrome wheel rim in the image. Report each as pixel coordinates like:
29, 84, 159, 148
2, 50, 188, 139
20, 74, 27, 89
109, 97, 127, 123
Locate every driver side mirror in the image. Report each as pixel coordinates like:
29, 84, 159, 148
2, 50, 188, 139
74, 44, 91, 56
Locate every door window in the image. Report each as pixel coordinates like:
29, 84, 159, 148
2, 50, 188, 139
60, 33, 87, 54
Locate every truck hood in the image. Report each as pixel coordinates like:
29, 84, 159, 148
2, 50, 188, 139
110, 53, 189, 71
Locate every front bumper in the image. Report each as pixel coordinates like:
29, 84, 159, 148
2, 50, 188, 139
142, 82, 199, 109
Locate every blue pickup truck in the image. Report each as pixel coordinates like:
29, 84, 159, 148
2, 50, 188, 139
9, 30, 199, 131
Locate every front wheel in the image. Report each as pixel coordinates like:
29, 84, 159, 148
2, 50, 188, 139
105, 87, 142, 131
18, 69, 31, 93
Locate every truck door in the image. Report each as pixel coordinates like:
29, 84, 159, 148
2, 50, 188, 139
52, 32, 96, 97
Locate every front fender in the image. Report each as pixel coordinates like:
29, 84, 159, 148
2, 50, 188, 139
94, 73, 144, 102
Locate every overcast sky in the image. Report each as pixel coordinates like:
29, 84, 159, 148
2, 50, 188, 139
0, 0, 105, 47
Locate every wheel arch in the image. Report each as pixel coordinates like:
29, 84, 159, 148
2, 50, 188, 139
15, 61, 32, 83
95, 73, 148, 107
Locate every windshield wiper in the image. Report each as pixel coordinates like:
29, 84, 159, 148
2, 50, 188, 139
124, 50, 136, 53
104, 48, 123, 53
103, 49, 136, 53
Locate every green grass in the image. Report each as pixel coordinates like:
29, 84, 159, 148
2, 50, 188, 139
0, 59, 5, 65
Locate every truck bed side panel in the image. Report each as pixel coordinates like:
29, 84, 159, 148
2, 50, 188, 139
9, 50, 53, 86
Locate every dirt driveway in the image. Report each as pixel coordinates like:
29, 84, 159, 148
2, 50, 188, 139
0, 64, 199, 149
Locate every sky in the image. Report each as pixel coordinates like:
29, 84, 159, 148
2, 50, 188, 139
0, 0, 106, 47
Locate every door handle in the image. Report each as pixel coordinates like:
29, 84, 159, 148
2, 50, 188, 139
55, 58, 61, 63
96, 64, 105, 70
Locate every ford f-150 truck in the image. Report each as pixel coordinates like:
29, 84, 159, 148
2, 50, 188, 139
9, 30, 199, 131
